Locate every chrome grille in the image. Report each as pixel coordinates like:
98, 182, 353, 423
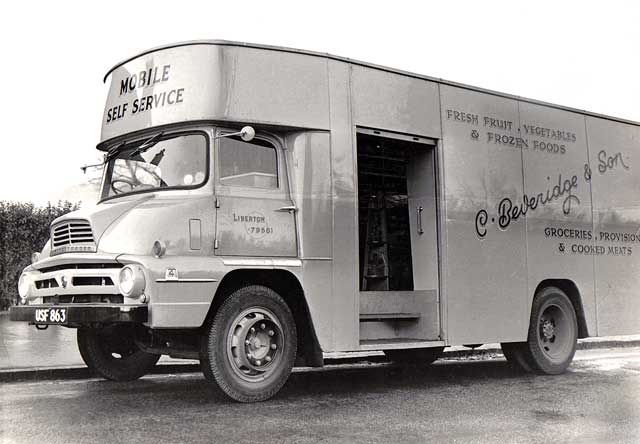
51, 220, 96, 255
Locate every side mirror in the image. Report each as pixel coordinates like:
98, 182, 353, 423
240, 126, 255, 142
214, 126, 256, 142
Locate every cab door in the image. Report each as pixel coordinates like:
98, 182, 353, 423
214, 131, 297, 257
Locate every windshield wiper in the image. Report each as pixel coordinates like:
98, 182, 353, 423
81, 132, 164, 174
131, 132, 164, 157
105, 141, 127, 162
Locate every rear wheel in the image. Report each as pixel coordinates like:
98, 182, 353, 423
200, 285, 297, 402
503, 287, 578, 375
525, 286, 578, 374
384, 346, 444, 365
77, 325, 160, 381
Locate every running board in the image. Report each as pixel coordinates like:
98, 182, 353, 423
359, 313, 421, 322
359, 339, 445, 351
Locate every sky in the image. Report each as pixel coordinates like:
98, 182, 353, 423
1, 0, 639, 205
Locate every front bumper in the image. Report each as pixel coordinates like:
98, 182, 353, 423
21, 262, 123, 301
9, 304, 148, 325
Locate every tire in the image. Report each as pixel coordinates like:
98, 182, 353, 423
384, 346, 444, 364
77, 325, 160, 381
521, 286, 578, 375
200, 285, 297, 402
500, 342, 534, 373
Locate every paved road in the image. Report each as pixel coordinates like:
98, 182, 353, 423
0, 313, 80, 370
0, 313, 191, 370
1, 348, 639, 444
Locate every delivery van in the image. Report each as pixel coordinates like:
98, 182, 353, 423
10, 40, 640, 402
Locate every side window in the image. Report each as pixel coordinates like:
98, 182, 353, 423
219, 136, 278, 189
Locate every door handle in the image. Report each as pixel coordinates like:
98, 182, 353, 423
276, 205, 298, 213
417, 206, 424, 235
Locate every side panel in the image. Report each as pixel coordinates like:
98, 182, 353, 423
327, 60, 358, 350
350, 66, 441, 138
519, 103, 596, 337
586, 117, 640, 335
287, 132, 333, 259
287, 131, 334, 351
219, 46, 330, 129
440, 85, 527, 345
102, 45, 331, 142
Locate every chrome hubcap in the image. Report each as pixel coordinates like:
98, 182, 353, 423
537, 303, 572, 363
227, 307, 284, 382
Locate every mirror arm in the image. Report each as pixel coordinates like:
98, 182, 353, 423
80, 161, 105, 174
81, 154, 109, 174
213, 126, 255, 142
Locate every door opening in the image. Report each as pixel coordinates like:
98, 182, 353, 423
357, 133, 413, 291
356, 128, 440, 344
357, 130, 437, 291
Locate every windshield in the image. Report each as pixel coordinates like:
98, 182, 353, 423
101, 132, 208, 199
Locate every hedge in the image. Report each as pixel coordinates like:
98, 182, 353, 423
0, 201, 79, 310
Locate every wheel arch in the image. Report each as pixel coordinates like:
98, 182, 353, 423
533, 279, 589, 338
204, 268, 323, 367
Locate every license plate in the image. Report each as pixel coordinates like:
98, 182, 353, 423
34, 307, 68, 324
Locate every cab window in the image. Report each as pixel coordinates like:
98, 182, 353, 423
219, 136, 278, 189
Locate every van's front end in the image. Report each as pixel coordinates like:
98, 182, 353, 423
11, 42, 230, 332
9, 121, 224, 379
9, 41, 332, 402
11, 127, 217, 329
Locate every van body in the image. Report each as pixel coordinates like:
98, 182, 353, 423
10, 40, 640, 401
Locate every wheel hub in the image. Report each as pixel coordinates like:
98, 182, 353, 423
541, 318, 556, 341
536, 302, 574, 364
246, 328, 276, 364
227, 308, 284, 381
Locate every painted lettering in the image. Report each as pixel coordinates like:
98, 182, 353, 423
598, 149, 629, 174
119, 65, 172, 96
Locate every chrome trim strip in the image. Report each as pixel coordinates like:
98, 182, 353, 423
155, 278, 218, 283
359, 340, 446, 351
33, 254, 121, 270
25, 268, 122, 298
151, 302, 211, 306
221, 258, 302, 267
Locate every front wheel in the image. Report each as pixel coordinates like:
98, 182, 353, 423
77, 325, 160, 381
200, 285, 297, 402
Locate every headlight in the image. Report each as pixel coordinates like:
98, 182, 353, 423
18, 274, 31, 301
31, 252, 41, 264
118, 265, 146, 298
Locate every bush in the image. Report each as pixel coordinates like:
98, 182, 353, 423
0, 201, 80, 310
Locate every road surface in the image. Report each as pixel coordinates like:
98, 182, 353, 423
1, 347, 639, 444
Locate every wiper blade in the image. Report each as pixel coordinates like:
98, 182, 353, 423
98, 132, 164, 169
131, 132, 164, 157
106, 141, 127, 162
